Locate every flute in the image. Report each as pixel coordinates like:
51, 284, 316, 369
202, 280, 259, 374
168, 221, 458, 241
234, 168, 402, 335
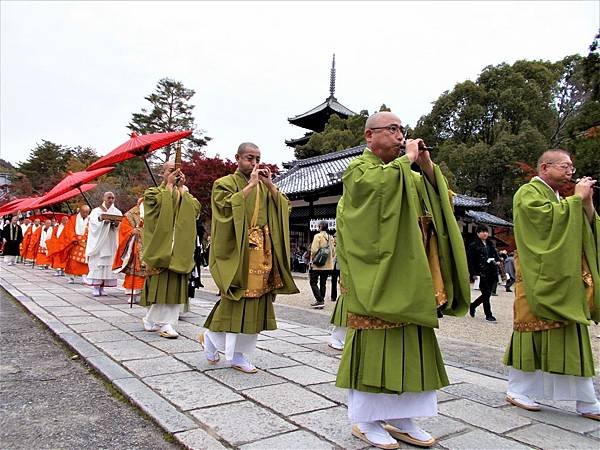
174, 142, 182, 184
399, 143, 436, 152
572, 178, 600, 190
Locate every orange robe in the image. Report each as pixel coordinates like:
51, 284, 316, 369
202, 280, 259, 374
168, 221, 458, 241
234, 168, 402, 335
112, 205, 146, 291
64, 215, 89, 277
24, 225, 42, 262
34, 226, 53, 266
47, 224, 69, 269
19, 224, 32, 258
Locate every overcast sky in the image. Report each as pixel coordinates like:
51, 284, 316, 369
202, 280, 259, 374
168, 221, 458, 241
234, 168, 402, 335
1, 1, 598, 168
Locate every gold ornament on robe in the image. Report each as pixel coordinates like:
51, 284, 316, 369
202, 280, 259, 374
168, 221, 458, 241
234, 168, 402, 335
511, 252, 592, 332
244, 184, 283, 298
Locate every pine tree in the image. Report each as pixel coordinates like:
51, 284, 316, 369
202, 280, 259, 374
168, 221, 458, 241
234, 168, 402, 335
127, 78, 211, 163
17, 140, 72, 194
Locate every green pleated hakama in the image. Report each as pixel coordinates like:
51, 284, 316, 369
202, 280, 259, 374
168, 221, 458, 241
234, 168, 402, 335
140, 270, 189, 308
204, 293, 277, 334
336, 324, 449, 394
503, 323, 595, 377
330, 295, 348, 327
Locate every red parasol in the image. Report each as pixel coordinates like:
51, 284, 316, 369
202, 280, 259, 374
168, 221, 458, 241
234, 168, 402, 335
86, 131, 192, 185
44, 167, 114, 207
28, 184, 97, 210
1, 196, 44, 215
0, 198, 25, 215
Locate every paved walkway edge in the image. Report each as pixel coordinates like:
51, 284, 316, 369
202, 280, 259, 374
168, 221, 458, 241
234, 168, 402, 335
1, 281, 209, 449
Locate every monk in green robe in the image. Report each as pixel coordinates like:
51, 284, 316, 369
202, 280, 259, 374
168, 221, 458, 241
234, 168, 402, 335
141, 161, 200, 339
200, 142, 298, 373
335, 112, 470, 449
504, 149, 599, 420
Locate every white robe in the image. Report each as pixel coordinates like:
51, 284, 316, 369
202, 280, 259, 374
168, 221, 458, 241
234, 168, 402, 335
39, 226, 52, 251
507, 367, 597, 403
347, 390, 438, 423
85, 203, 122, 285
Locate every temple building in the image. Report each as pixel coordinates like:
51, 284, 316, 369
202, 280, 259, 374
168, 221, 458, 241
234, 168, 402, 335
285, 55, 356, 149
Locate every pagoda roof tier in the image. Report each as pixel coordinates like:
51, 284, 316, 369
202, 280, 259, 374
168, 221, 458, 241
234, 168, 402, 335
285, 132, 313, 148
287, 96, 356, 132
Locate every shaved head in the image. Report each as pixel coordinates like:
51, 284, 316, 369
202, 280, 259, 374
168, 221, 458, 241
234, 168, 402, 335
365, 112, 402, 131
236, 142, 259, 156
536, 148, 574, 190
364, 112, 404, 164
161, 160, 176, 180
79, 205, 91, 219
536, 149, 571, 172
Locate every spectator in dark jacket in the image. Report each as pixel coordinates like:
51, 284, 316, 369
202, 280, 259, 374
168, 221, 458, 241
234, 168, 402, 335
467, 224, 501, 322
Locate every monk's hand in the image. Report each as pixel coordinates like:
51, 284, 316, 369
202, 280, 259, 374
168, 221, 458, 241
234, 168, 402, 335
166, 168, 180, 189
176, 172, 188, 194
258, 167, 273, 186
415, 143, 434, 171
575, 177, 596, 201
249, 164, 260, 187
404, 139, 422, 164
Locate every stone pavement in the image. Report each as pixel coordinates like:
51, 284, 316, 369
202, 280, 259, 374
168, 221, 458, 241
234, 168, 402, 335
1, 263, 599, 449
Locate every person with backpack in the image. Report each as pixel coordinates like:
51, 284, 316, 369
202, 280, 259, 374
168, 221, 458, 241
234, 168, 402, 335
309, 221, 335, 309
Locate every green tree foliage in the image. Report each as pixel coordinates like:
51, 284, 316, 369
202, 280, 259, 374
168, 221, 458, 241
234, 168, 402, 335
17, 140, 73, 194
127, 78, 211, 163
294, 112, 368, 159
414, 49, 599, 218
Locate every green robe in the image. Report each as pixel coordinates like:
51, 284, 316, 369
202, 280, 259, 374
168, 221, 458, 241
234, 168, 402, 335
204, 171, 298, 334
335, 149, 470, 394
140, 185, 200, 307
504, 178, 600, 377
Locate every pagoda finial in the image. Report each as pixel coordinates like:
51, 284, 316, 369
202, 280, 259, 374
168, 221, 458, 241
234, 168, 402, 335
329, 53, 336, 98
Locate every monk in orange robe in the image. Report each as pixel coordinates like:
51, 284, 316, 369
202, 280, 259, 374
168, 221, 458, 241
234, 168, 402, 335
34, 219, 53, 268
63, 206, 91, 283
113, 199, 146, 301
18, 218, 31, 263
23, 218, 42, 263
47, 216, 70, 276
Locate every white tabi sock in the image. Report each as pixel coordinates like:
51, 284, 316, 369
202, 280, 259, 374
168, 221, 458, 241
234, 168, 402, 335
356, 421, 397, 446
386, 418, 433, 442
576, 400, 600, 414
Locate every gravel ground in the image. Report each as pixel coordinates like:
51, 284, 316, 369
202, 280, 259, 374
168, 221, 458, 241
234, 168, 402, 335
0, 288, 181, 450
198, 270, 600, 383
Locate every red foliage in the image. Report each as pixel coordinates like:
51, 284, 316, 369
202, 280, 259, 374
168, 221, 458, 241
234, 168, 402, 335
182, 154, 236, 216
182, 153, 280, 218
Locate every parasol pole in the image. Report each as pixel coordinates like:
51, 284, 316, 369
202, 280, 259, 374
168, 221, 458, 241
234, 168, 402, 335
65, 202, 73, 214
143, 157, 159, 187
77, 187, 93, 208
129, 234, 137, 309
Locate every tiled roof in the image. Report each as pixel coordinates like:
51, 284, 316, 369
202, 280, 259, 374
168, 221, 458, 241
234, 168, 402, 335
275, 145, 365, 195
288, 96, 356, 123
453, 194, 489, 208
465, 210, 513, 227
285, 133, 313, 147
